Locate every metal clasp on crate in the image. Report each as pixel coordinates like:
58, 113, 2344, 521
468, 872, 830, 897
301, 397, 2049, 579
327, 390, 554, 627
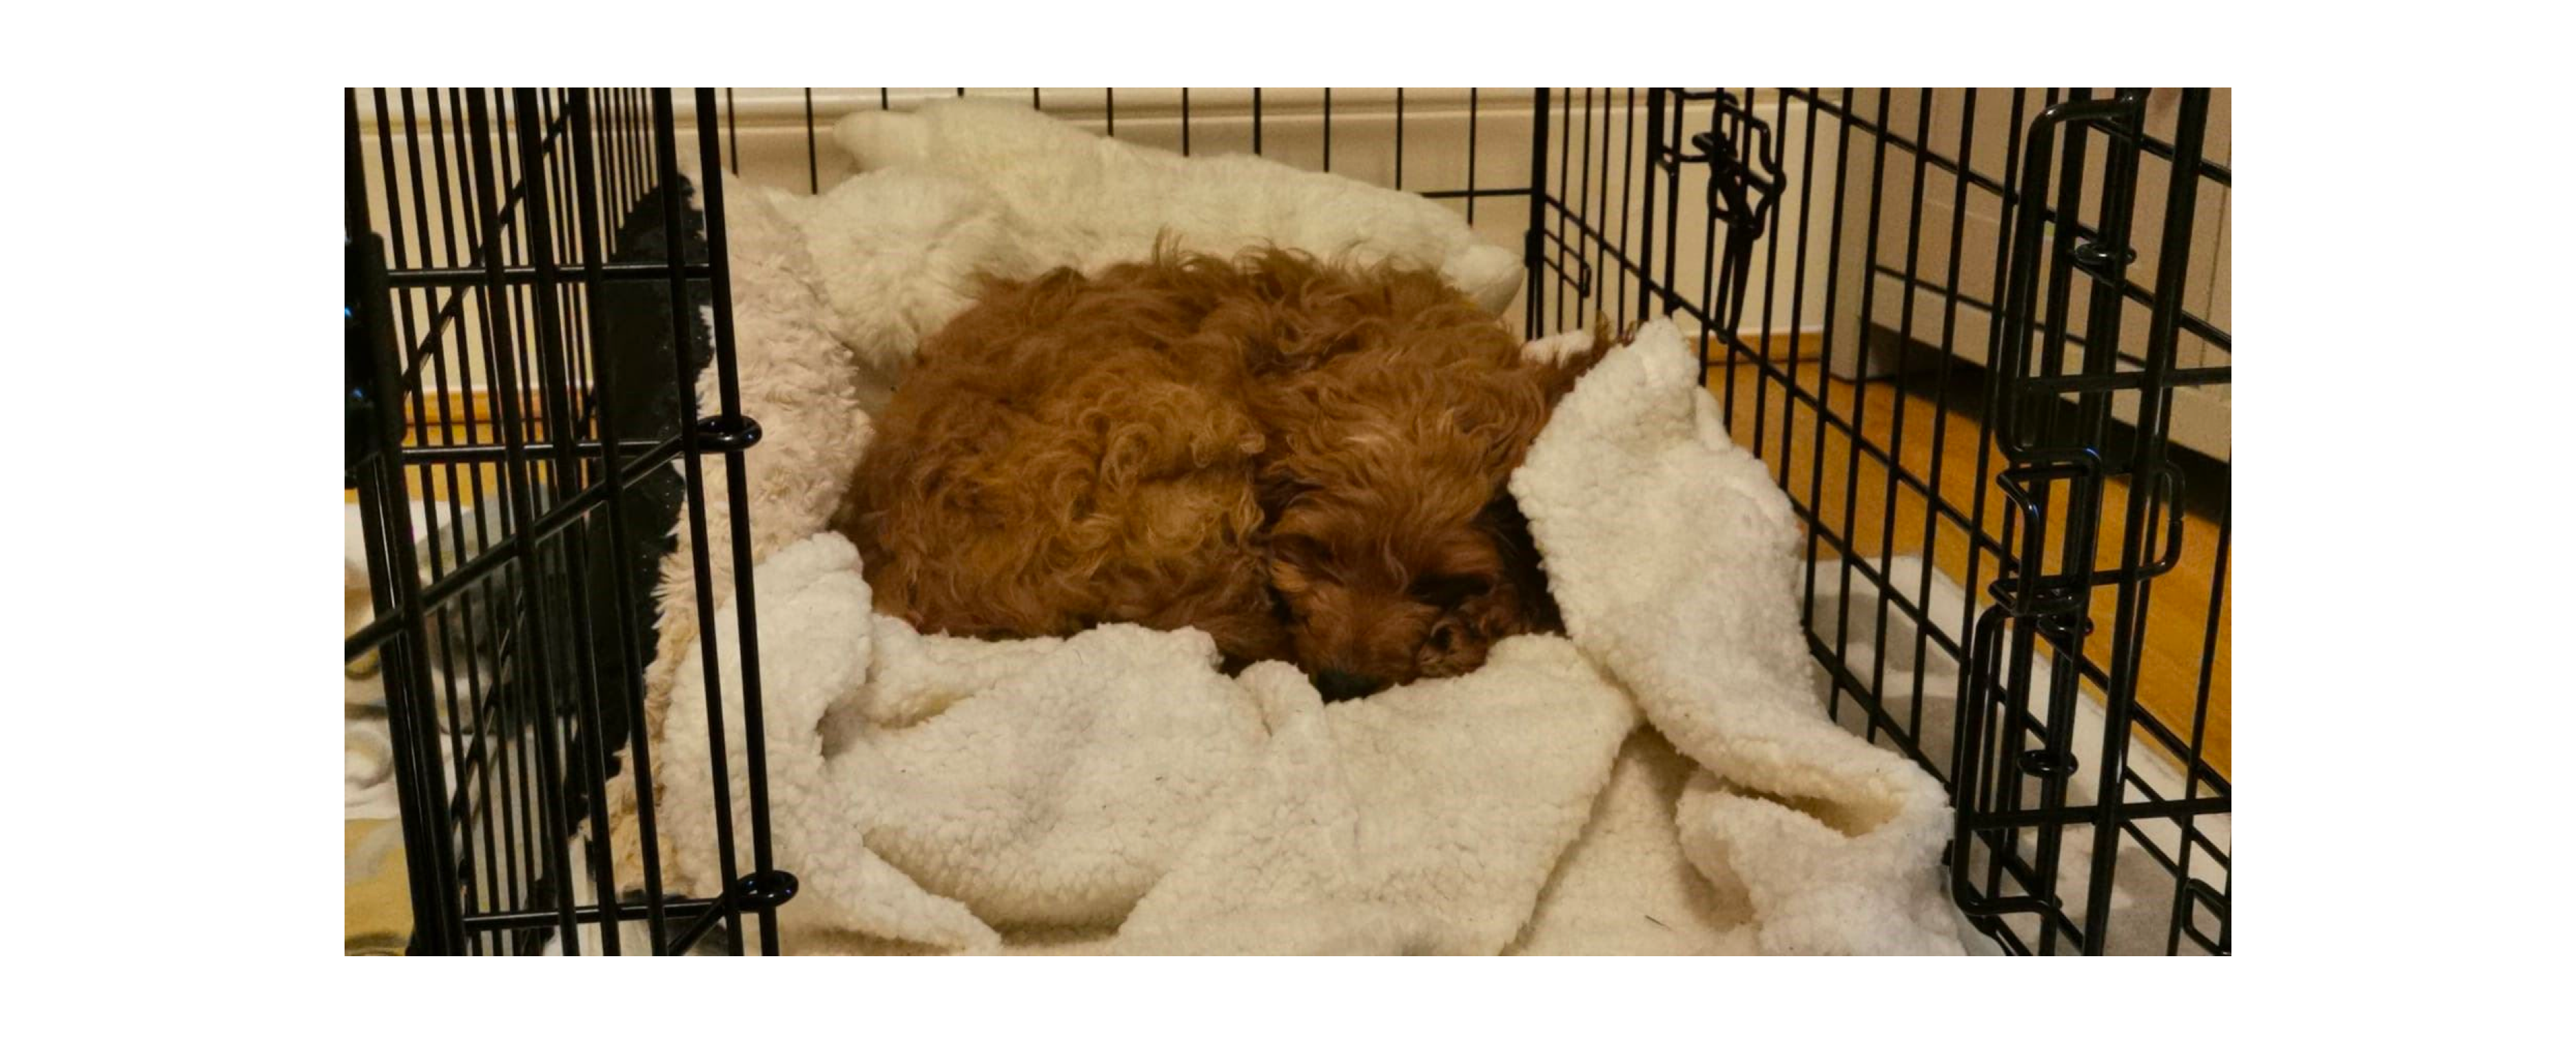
1950, 602, 2087, 922
1986, 443, 2192, 607
1988, 448, 2106, 623
1658, 90, 1783, 333
1674, 91, 1783, 243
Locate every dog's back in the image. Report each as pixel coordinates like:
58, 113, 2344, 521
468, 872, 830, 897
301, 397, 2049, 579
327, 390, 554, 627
839, 256, 1292, 663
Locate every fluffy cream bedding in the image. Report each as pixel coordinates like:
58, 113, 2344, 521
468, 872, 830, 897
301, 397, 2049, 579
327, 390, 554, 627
623, 100, 1966, 956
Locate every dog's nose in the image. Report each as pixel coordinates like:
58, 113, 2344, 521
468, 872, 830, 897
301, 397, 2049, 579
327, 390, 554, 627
1313, 669, 1384, 701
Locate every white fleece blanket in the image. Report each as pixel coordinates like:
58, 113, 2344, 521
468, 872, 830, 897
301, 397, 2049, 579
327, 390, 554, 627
828, 101, 1524, 315
633, 100, 1963, 956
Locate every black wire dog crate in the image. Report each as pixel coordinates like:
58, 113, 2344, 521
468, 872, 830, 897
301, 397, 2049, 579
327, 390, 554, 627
345, 87, 2229, 956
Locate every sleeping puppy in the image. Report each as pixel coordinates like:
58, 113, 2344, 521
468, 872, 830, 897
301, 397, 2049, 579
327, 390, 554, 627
837, 247, 1611, 699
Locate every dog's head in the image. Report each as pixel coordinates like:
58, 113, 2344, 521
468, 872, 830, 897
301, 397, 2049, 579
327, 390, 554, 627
1266, 483, 1557, 699
1218, 249, 1616, 699
1256, 353, 1566, 700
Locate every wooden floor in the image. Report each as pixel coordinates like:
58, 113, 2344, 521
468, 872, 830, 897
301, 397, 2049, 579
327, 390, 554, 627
1701, 358, 2231, 778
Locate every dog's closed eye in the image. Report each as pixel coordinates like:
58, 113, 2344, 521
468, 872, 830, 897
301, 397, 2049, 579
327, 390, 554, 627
1409, 574, 1491, 607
